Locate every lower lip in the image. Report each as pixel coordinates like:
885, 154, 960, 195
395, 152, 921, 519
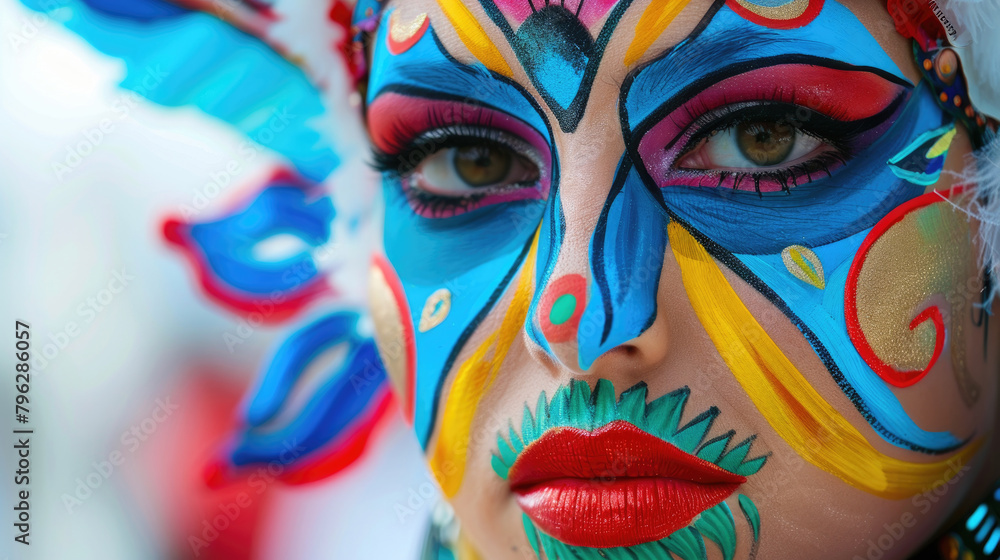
509, 421, 746, 549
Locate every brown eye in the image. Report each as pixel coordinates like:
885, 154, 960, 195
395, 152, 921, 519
414, 138, 541, 197
736, 122, 796, 166
453, 145, 513, 187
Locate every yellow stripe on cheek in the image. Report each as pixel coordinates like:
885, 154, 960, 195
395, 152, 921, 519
428, 232, 538, 497
668, 222, 982, 500
435, 0, 514, 78
624, 0, 693, 67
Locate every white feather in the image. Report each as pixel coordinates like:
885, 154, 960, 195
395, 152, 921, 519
945, 133, 1000, 310
942, 0, 1000, 118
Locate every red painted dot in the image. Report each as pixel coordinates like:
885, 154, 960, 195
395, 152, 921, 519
539, 274, 587, 344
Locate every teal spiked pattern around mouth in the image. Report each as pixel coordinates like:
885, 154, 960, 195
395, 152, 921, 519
491, 379, 769, 481
493, 379, 768, 560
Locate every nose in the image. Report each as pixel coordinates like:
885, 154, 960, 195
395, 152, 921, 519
527, 161, 671, 375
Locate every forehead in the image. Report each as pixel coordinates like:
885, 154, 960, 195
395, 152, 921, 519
377, 0, 715, 129
374, 0, 891, 132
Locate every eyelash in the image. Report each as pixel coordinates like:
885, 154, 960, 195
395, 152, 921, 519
371, 123, 544, 218
673, 102, 859, 194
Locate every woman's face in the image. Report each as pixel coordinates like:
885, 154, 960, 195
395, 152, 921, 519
365, 0, 1000, 558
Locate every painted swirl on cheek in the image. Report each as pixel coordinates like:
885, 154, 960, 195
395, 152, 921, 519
669, 221, 982, 499
845, 189, 979, 402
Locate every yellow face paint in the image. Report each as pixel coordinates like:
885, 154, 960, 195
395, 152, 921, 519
428, 232, 538, 497
668, 222, 982, 500
624, 0, 693, 67
435, 0, 514, 77
925, 126, 957, 159
781, 245, 826, 290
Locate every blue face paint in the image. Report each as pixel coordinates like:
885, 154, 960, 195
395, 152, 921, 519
614, 0, 964, 453
368, 11, 554, 447
524, 160, 669, 371
577, 162, 667, 370
476, 0, 635, 132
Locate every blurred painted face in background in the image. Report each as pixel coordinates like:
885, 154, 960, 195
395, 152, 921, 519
365, 0, 1000, 558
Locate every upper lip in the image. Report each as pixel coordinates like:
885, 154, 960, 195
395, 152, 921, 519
508, 420, 746, 549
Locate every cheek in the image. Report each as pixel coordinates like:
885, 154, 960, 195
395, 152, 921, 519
846, 192, 978, 395
368, 256, 417, 422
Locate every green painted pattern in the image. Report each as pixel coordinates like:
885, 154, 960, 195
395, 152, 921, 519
548, 293, 577, 325
494, 380, 768, 560
694, 502, 737, 560
739, 494, 761, 542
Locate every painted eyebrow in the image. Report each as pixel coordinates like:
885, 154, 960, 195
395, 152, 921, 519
621, 27, 913, 135
630, 27, 787, 96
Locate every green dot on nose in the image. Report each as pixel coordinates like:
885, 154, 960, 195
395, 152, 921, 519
549, 294, 577, 326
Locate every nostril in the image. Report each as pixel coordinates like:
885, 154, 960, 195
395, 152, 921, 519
607, 345, 639, 358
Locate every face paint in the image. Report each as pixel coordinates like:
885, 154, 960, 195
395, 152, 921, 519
435, 0, 514, 76
475, 0, 636, 132
367, 9, 553, 448
887, 123, 957, 185
492, 379, 767, 557
624, 0, 694, 66
781, 245, 826, 290
364, 3, 990, 556
621, 0, 976, 457
669, 221, 982, 499
428, 232, 538, 497
387, 10, 430, 54
845, 188, 979, 402
724, 0, 824, 29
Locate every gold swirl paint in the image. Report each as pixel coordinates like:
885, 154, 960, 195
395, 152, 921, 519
732, 0, 809, 20
855, 201, 979, 404
669, 222, 982, 499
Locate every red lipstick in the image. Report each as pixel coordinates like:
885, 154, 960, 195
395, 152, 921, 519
508, 420, 746, 549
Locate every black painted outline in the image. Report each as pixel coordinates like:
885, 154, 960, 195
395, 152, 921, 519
609, 0, 963, 455
478, 0, 636, 132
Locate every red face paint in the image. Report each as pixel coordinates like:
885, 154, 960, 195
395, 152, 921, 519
538, 273, 587, 344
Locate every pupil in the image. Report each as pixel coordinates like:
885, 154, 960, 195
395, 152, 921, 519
737, 121, 796, 166
453, 145, 512, 187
